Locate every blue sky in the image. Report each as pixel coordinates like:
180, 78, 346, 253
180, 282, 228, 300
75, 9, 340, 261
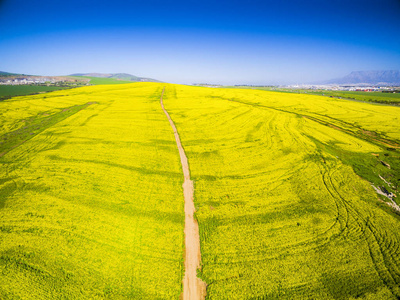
0, 0, 399, 84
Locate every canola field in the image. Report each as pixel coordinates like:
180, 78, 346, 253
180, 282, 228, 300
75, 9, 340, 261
0, 83, 184, 299
163, 85, 400, 299
231, 86, 400, 105
1, 82, 400, 299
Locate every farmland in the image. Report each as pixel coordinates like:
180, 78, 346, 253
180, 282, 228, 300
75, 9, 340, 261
0, 85, 70, 101
68, 76, 133, 85
298, 89, 400, 105
231, 86, 400, 105
289, 90, 400, 105
0, 83, 184, 298
163, 85, 400, 299
1, 83, 400, 299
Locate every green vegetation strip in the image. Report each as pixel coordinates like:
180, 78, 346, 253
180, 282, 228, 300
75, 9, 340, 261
69, 76, 132, 85
298, 90, 400, 105
0, 85, 67, 101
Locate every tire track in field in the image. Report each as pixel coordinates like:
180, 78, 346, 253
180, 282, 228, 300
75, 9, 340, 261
319, 162, 400, 296
223, 96, 400, 149
160, 87, 206, 300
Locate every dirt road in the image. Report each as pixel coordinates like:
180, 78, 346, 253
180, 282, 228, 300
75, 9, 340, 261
160, 87, 206, 300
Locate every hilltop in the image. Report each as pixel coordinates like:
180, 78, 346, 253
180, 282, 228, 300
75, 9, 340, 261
0, 71, 24, 77
69, 72, 161, 83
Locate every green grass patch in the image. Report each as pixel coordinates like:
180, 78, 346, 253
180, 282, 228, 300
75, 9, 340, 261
69, 76, 132, 85
0, 85, 67, 100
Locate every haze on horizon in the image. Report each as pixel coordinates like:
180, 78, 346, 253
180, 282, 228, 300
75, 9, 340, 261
0, 0, 399, 85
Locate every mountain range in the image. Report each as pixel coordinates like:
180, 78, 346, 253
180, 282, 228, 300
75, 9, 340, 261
321, 70, 400, 86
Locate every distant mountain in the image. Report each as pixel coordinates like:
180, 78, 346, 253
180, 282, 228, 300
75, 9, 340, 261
323, 70, 400, 86
0, 71, 23, 77
70, 73, 111, 78
70, 73, 160, 82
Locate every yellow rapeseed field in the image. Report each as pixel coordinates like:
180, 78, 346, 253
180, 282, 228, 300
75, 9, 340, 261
163, 84, 400, 299
1, 82, 400, 299
0, 83, 184, 298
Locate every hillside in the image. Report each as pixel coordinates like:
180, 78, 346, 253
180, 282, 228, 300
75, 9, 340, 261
69, 72, 160, 83
0, 71, 23, 77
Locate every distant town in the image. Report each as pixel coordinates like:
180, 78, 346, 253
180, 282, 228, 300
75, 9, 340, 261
283, 84, 400, 93
232, 84, 400, 93
0, 75, 88, 86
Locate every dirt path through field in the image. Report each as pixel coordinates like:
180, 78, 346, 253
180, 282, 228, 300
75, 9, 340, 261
160, 87, 206, 300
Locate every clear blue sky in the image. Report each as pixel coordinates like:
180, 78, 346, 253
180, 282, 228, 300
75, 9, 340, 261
0, 0, 399, 84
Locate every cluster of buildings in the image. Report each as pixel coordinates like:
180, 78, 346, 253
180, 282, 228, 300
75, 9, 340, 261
0, 77, 57, 85
285, 84, 398, 92
0, 76, 88, 86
